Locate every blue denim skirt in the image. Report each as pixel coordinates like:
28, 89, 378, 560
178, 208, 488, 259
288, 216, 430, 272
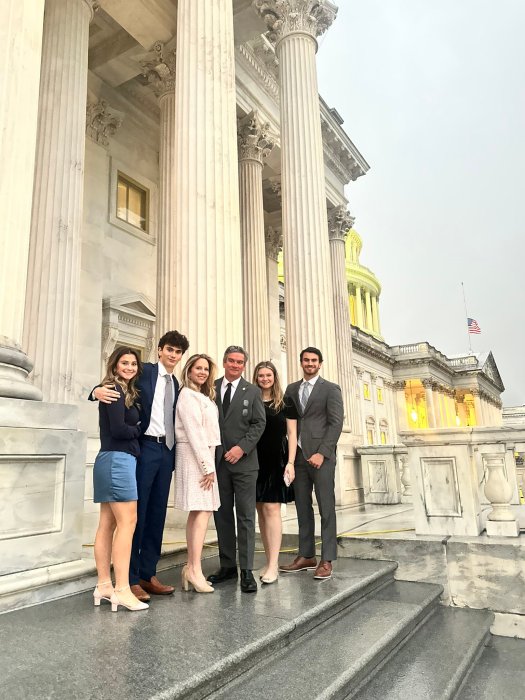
93, 451, 138, 503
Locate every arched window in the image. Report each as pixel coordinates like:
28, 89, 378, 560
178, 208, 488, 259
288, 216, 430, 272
380, 419, 389, 445
366, 416, 376, 445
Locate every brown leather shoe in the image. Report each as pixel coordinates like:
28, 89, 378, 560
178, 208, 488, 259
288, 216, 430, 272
279, 556, 317, 573
130, 584, 151, 602
139, 576, 175, 595
313, 560, 332, 580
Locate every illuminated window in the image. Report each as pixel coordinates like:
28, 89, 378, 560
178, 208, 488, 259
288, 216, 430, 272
366, 416, 376, 445
377, 386, 383, 403
117, 172, 149, 232
380, 431, 387, 444
363, 382, 370, 400
367, 429, 374, 445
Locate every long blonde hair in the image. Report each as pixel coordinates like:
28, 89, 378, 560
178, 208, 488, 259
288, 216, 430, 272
252, 361, 284, 411
181, 354, 217, 400
101, 346, 142, 408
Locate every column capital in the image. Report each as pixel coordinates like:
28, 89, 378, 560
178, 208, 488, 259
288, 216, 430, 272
141, 42, 176, 99
394, 380, 406, 391
328, 205, 355, 242
265, 225, 283, 261
84, 0, 98, 21
254, 0, 338, 47
238, 110, 275, 164
422, 378, 434, 389
86, 100, 123, 147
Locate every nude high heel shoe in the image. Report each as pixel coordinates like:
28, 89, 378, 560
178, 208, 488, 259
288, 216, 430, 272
181, 565, 214, 593
112, 585, 149, 612
93, 580, 114, 606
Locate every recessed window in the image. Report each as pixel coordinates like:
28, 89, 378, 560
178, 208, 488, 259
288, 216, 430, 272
377, 387, 383, 403
117, 172, 148, 232
367, 429, 374, 445
363, 382, 370, 400
380, 430, 387, 445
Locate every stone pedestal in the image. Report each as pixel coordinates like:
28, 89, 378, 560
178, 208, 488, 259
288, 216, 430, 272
24, 0, 95, 403
173, 0, 243, 361
0, 0, 45, 401
0, 398, 86, 610
357, 445, 402, 505
334, 431, 364, 507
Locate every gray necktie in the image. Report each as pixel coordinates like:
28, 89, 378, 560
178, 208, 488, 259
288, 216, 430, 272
300, 381, 311, 412
164, 375, 175, 450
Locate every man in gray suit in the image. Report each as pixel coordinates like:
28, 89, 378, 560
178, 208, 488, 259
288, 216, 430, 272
280, 347, 344, 580
207, 346, 266, 592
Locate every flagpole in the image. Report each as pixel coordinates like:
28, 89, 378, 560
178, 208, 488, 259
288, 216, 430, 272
461, 282, 473, 354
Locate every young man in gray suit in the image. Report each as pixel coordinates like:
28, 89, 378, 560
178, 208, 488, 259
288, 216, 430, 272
280, 347, 344, 580
207, 346, 266, 592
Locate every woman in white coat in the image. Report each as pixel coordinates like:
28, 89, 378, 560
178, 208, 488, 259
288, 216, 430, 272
175, 353, 221, 593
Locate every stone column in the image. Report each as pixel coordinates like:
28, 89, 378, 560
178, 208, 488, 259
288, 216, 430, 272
256, 0, 338, 382
422, 379, 436, 428
328, 206, 358, 431
265, 226, 283, 368
142, 43, 177, 335
365, 290, 373, 333
472, 389, 484, 425
0, 0, 45, 400
23, 0, 95, 403
394, 380, 408, 431
173, 0, 243, 361
355, 285, 364, 328
238, 111, 275, 376
371, 294, 380, 335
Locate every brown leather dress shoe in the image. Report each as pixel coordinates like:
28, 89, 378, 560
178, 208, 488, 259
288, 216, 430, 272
139, 576, 175, 595
313, 560, 332, 580
130, 584, 151, 602
279, 556, 317, 573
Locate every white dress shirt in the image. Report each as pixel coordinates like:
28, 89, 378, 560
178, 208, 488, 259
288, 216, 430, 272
221, 376, 241, 402
144, 362, 174, 437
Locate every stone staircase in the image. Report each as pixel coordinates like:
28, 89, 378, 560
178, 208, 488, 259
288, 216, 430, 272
0, 556, 502, 700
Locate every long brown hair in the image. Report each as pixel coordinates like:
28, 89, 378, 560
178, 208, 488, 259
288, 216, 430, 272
101, 346, 142, 408
252, 361, 284, 411
181, 354, 217, 400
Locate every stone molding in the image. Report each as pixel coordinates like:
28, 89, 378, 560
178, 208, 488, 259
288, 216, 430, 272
265, 225, 282, 261
254, 0, 338, 46
141, 41, 176, 99
328, 205, 355, 241
238, 110, 275, 163
238, 43, 279, 101
86, 100, 123, 147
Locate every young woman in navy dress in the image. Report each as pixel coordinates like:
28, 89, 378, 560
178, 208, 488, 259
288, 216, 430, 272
92, 346, 148, 612
252, 361, 297, 584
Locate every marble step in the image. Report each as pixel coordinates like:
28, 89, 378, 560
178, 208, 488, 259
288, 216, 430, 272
0, 557, 397, 700
456, 635, 525, 700
351, 606, 493, 699
209, 580, 443, 700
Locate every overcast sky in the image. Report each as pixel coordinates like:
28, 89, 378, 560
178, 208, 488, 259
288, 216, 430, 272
317, 0, 525, 405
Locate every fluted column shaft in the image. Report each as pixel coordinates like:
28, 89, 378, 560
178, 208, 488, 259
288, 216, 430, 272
23, 0, 93, 403
329, 225, 358, 431
0, 0, 45, 399
355, 286, 364, 328
395, 381, 408, 431
273, 17, 338, 381
157, 89, 176, 333
365, 290, 373, 332
423, 379, 436, 428
173, 0, 242, 361
371, 295, 380, 334
265, 227, 283, 369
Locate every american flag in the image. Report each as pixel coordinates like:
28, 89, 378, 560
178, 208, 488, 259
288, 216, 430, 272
467, 318, 481, 334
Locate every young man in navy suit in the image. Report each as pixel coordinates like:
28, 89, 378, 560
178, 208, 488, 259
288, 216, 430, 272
92, 330, 189, 601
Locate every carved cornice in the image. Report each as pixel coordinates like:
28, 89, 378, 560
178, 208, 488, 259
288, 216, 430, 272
141, 42, 176, 99
321, 116, 366, 183
265, 225, 282, 261
238, 43, 279, 102
86, 100, 123, 147
254, 0, 338, 46
328, 205, 355, 242
238, 110, 275, 164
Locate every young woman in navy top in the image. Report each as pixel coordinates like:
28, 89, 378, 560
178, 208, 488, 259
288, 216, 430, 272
92, 346, 148, 612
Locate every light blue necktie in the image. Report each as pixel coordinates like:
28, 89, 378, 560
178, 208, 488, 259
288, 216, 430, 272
300, 381, 311, 412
